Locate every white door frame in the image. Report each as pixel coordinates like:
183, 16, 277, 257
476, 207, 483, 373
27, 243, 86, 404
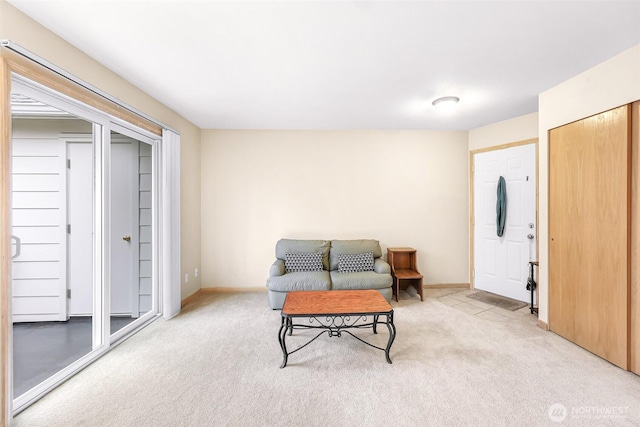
469, 138, 538, 296
63, 134, 93, 318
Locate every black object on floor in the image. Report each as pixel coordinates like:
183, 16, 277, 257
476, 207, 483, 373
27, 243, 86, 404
466, 291, 528, 312
13, 316, 136, 398
527, 261, 539, 315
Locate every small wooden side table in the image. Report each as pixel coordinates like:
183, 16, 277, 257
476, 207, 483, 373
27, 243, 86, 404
387, 247, 423, 302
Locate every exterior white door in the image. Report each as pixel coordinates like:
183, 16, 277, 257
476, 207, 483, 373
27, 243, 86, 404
110, 139, 138, 316
473, 143, 536, 302
68, 137, 140, 317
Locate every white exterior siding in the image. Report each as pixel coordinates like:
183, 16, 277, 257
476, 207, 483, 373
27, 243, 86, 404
11, 136, 66, 322
138, 142, 153, 313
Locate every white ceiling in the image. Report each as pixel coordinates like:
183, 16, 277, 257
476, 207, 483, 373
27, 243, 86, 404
7, 0, 640, 131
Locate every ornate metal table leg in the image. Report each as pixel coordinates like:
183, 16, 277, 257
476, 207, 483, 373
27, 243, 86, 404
279, 316, 290, 368
384, 312, 396, 364
373, 314, 379, 334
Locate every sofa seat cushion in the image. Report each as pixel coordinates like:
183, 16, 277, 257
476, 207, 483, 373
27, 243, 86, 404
267, 270, 331, 292
329, 271, 392, 290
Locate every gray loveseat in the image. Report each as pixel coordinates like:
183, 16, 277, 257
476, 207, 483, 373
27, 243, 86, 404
266, 239, 393, 309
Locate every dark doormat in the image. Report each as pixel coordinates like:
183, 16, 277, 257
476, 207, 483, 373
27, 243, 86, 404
466, 291, 528, 311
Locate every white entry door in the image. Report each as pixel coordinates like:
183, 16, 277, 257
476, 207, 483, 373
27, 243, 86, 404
473, 143, 536, 302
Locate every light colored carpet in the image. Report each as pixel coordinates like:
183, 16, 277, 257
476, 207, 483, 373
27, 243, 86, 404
14, 290, 640, 427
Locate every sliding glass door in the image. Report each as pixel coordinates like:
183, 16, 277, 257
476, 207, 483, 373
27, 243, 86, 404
109, 127, 157, 339
11, 94, 98, 399
10, 75, 160, 412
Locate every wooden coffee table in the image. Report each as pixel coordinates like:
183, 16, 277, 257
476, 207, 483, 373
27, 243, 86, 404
278, 289, 396, 368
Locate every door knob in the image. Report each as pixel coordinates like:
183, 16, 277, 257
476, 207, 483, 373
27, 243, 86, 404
123, 235, 131, 242
527, 234, 535, 240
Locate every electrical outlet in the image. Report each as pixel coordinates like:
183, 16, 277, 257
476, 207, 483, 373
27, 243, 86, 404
184, 273, 189, 283
195, 268, 199, 278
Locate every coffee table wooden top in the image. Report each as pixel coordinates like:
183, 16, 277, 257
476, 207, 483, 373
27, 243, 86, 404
282, 290, 392, 316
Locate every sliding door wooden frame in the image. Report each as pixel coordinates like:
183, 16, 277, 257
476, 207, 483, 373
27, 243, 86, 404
1, 55, 12, 427
1, 48, 162, 137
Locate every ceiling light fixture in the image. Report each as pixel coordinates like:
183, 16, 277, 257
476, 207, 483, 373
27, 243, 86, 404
432, 96, 460, 110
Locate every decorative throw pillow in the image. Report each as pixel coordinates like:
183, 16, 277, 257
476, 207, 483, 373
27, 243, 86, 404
338, 252, 374, 273
284, 252, 323, 273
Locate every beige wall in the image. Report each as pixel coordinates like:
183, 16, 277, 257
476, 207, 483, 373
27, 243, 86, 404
468, 112, 538, 151
0, 0, 202, 298
201, 129, 470, 290
538, 44, 640, 324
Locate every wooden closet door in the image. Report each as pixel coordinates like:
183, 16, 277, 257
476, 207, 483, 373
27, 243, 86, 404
549, 105, 630, 369
632, 100, 640, 375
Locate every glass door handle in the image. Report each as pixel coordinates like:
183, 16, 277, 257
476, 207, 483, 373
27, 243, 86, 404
12, 235, 21, 259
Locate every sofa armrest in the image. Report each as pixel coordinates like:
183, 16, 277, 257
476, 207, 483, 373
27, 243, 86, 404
374, 258, 391, 274
270, 259, 285, 277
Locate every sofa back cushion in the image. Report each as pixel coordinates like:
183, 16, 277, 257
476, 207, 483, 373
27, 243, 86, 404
285, 252, 323, 273
329, 239, 383, 271
276, 239, 330, 270
337, 252, 374, 273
